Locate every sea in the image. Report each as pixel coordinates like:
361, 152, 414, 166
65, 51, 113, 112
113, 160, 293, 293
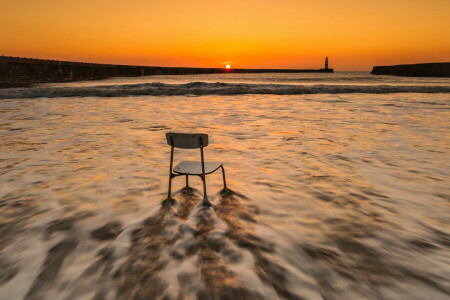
0, 72, 449, 299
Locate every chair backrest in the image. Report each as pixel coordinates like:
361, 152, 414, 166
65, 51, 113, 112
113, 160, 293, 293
166, 132, 209, 149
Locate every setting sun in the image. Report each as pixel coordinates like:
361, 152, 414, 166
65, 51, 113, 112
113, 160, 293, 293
225, 64, 231, 69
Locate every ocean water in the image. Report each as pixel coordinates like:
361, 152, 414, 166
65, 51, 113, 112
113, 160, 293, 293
0, 72, 449, 299
1, 72, 450, 99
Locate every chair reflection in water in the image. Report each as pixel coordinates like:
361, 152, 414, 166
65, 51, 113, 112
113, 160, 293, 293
165, 133, 227, 207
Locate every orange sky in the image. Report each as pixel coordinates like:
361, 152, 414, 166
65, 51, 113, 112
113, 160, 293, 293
1, 0, 449, 70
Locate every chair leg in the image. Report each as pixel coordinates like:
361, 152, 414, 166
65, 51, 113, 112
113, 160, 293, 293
164, 174, 175, 205
201, 175, 212, 207
185, 175, 189, 189
221, 166, 227, 190
167, 174, 173, 199
165, 145, 175, 205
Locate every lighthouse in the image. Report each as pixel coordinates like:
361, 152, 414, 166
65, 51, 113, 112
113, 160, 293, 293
320, 57, 333, 72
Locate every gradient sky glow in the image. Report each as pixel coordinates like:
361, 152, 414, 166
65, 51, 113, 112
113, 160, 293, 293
1, 0, 449, 70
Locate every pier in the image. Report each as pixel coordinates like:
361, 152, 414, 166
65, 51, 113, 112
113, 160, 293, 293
0, 56, 333, 87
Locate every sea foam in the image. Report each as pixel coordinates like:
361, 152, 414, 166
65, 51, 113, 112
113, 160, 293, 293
1, 82, 449, 99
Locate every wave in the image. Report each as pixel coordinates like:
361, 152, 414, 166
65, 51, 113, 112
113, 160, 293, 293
1, 82, 450, 99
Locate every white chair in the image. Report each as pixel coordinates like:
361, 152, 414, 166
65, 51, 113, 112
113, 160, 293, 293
165, 132, 227, 207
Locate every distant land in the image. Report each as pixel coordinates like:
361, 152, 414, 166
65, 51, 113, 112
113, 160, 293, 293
371, 62, 450, 77
0, 56, 333, 87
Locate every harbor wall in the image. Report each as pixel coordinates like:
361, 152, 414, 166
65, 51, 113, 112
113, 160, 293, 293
371, 62, 450, 77
0, 56, 332, 87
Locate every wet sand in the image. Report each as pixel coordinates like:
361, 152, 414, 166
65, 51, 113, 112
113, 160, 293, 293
0, 93, 449, 299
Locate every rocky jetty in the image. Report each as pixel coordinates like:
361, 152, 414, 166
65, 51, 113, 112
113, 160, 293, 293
0, 56, 333, 87
371, 62, 450, 77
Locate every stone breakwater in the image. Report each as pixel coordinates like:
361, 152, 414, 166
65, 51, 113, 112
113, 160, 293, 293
0, 56, 224, 87
371, 62, 450, 77
0, 56, 332, 87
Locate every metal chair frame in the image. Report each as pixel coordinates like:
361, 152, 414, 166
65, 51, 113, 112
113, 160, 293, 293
166, 133, 227, 207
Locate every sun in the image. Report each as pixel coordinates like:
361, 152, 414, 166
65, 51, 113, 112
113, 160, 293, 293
225, 64, 231, 69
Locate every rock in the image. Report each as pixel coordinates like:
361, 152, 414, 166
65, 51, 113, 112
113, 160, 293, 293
371, 62, 450, 77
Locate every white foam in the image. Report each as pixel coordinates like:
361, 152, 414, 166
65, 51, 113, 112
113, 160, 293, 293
1, 82, 449, 99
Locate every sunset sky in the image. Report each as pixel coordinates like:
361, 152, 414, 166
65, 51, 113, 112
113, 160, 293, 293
1, 0, 449, 70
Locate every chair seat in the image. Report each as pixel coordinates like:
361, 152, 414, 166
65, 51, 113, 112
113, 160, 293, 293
173, 161, 223, 175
